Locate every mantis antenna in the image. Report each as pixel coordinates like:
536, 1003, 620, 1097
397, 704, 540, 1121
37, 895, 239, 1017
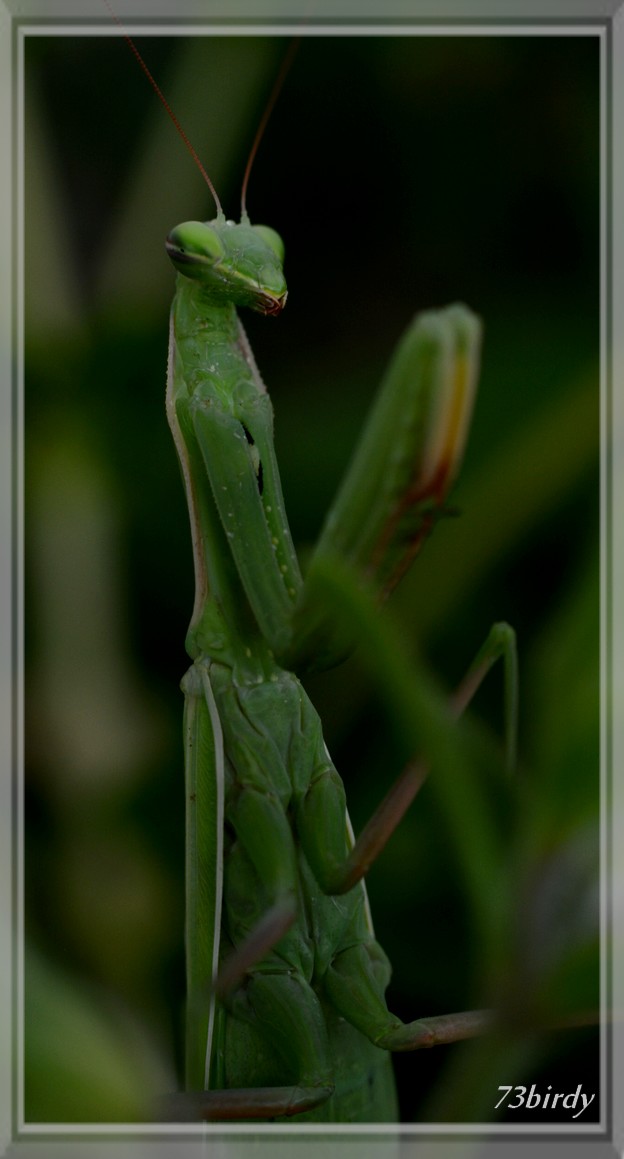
101, 0, 224, 220
239, 37, 300, 222
103, 1, 299, 223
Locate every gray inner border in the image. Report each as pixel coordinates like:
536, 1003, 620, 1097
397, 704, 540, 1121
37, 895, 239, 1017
1, 1, 622, 1157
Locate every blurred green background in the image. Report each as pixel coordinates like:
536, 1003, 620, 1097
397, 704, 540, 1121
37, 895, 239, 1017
24, 31, 600, 1123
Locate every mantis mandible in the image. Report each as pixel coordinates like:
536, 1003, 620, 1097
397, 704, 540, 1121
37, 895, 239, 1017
113, 24, 518, 1123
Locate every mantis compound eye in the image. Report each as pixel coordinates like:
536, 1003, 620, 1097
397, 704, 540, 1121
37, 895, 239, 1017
166, 221, 225, 273
252, 225, 285, 264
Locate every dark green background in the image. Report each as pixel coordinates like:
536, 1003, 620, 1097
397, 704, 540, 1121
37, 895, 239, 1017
24, 31, 600, 1124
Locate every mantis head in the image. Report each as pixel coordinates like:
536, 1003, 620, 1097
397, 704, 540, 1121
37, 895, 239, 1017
107, 12, 293, 317
166, 219, 287, 316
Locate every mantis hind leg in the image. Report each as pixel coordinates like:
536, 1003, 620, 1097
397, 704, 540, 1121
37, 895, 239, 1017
158, 1084, 332, 1122
159, 973, 335, 1122
324, 941, 492, 1052
193, 971, 334, 1121
298, 621, 518, 897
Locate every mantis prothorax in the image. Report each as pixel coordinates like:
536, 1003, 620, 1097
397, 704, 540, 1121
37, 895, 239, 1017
116, 26, 518, 1123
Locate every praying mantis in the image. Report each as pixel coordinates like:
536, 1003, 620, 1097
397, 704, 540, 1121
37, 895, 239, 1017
108, 22, 518, 1124
19, 20, 604, 1125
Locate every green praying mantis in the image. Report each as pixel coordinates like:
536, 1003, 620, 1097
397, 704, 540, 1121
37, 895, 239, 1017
113, 26, 519, 1124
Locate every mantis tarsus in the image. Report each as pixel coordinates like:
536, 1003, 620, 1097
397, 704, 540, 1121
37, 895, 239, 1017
116, 27, 518, 1123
